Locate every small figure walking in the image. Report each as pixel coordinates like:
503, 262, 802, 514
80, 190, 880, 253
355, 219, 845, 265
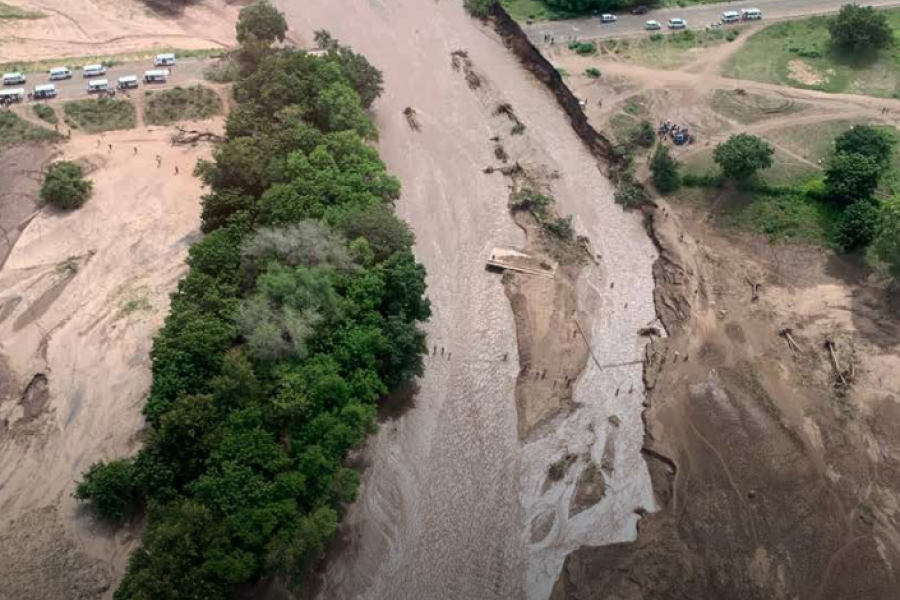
174, 165, 179, 175
108, 143, 112, 153
134, 146, 138, 155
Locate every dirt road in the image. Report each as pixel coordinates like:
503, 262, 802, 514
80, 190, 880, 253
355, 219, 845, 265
0, 122, 219, 600
276, 2, 658, 599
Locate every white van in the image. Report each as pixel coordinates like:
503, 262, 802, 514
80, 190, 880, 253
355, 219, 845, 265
153, 53, 176, 67
741, 8, 762, 20
3, 72, 26, 86
87, 79, 108, 93
117, 75, 139, 90
83, 64, 107, 78
49, 67, 72, 81
722, 10, 740, 23
143, 69, 169, 83
0, 88, 24, 102
33, 84, 57, 99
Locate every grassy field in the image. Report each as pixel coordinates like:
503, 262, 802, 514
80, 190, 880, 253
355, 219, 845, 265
144, 85, 223, 125
63, 98, 136, 133
599, 28, 743, 69
0, 48, 222, 76
711, 89, 806, 125
33, 104, 58, 125
0, 111, 61, 144
682, 146, 817, 185
722, 10, 900, 98
0, 1, 42, 19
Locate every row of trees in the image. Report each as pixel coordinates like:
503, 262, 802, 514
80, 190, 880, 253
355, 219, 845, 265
74, 3, 430, 598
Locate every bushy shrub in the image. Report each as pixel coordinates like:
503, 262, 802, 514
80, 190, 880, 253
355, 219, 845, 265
615, 171, 649, 208
833, 197, 881, 251
650, 144, 681, 194
628, 120, 656, 149
74, 459, 138, 522
713, 133, 774, 180
585, 67, 601, 78
464, 0, 494, 18
40, 161, 93, 210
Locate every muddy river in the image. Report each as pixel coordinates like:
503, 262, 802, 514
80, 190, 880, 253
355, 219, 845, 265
276, 1, 659, 598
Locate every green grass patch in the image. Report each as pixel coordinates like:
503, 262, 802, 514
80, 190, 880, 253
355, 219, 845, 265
144, 85, 223, 125
601, 28, 742, 69
0, 47, 222, 76
63, 98, 136, 133
609, 113, 638, 145
0, 110, 61, 144
33, 103, 58, 125
499, 0, 576, 22
683, 146, 816, 186
0, 1, 43, 19
722, 11, 900, 98
725, 189, 841, 243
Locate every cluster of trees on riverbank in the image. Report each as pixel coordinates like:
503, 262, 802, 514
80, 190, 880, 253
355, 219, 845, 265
74, 3, 430, 597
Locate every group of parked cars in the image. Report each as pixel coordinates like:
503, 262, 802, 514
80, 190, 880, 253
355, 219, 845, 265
0, 53, 177, 104
597, 7, 762, 31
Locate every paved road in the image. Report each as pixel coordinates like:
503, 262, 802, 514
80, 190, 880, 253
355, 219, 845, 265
524, 0, 900, 43
3, 58, 210, 103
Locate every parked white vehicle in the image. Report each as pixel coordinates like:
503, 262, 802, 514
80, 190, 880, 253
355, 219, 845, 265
49, 67, 72, 81
0, 87, 24, 102
33, 84, 57, 99
117, 75, 139, 90
741, 8, 762, 20
3, 72, 26, 86
83, 64, 107, 78
87, 79, 108, 93
722, 10, 740, 23
600, 13, 617, 23
668, 17, 687, 29
645, 20, 661, 30
143, 69, 169, 83
153, 53, 176, 67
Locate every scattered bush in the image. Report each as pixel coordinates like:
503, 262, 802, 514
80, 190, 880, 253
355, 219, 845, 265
833, 197, 882, 251
464, 0, 494, 18
682, 172, 724, 188
33, 103, 57, 124
40, 161, 92, 210
650, 33, 664, 43
650, 144, 681, 194
0, 110, 61, 143
872, 196, 900, 279
584, 67, 601, 78
628, 119, 656, 149
62, 98, 135, 133
74, 459, 138, 522
203, 56, 240, 83
511, 188, 551, 213
568, 41, 597, 55
725, 29, 739, 42
614, 171, 649, 208
544, 215, 575, 240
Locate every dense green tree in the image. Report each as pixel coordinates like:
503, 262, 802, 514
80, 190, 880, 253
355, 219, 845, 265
872, 196, 900, 278
74, 459, 138, 522
828, 4, 892, 54
713, 133, 774, 181
40, 161, 92, 210
314, 31, 384, 109
650, 144, 681, 194
334, 204, 415, 262
833, 197, 882, 251
236, 0, 287, 46
824, 152, 881, 206
834, 125, 895, 168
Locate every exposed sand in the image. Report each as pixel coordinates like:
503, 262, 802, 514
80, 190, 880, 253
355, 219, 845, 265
0, 0, 237, 62
277, 2, 658, 599
0, 121, 219, 599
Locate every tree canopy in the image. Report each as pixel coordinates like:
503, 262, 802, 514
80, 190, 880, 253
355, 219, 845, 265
828, 4, 893, 54
236, 0, 287, 45
650, 144, 681, 194
713, 133, 774, 181
75, 4, 429, 598
834, 125, 895, 167
40, 161, 93, 210
824, 151, 882, 206
873, 196, 900, 278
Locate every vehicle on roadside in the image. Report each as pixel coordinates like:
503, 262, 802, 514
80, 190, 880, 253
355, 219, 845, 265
117, 75, 139, 90
153, 53, 176, 67
143, 69, 169, 84
49, 67, 72, 81
3, 72, 26, 86
741, 8, 762, 20
87, 79, 108, 94
645, 19, 661, 30
632, 5, 649, 15
33, 84, 56, 100
600, 13, 617, 23
83, 64, 107, 78
0, 87, 24, 103
668, 17, 687, 29
722, 10, 740, 23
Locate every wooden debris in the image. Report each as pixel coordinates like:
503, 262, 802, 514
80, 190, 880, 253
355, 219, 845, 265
779, 327, 802, 353
403, 107, 421, 132
638, 326, 661, 337
745, 277, 761, 302
825, 338, 847, 387
171, 126, 224, 145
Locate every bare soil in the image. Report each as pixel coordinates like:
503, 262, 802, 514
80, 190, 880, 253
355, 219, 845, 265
0, 119, 221, 600
0, 144, 55, 269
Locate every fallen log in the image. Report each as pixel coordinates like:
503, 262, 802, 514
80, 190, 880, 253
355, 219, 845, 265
171, 126, 225, 145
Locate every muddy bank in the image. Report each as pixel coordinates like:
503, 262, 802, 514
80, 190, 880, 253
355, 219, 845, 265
551, 201, 900, 598
0, 144, 56, 270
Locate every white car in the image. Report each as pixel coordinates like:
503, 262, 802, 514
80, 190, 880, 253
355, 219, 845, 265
668, 17, 687, 29
600, 13, 617, 23
645, 20, 661, 30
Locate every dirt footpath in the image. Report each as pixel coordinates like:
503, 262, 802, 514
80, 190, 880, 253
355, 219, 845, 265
552, 199, 900, 599
0, 121, 220, 600
0, 0, 237, 62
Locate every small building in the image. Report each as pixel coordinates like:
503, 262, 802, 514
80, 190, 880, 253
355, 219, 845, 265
87, 78, 108, 93
143, 69, 169, 84
117, 75, 139, 89
33, 84, 57, 99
